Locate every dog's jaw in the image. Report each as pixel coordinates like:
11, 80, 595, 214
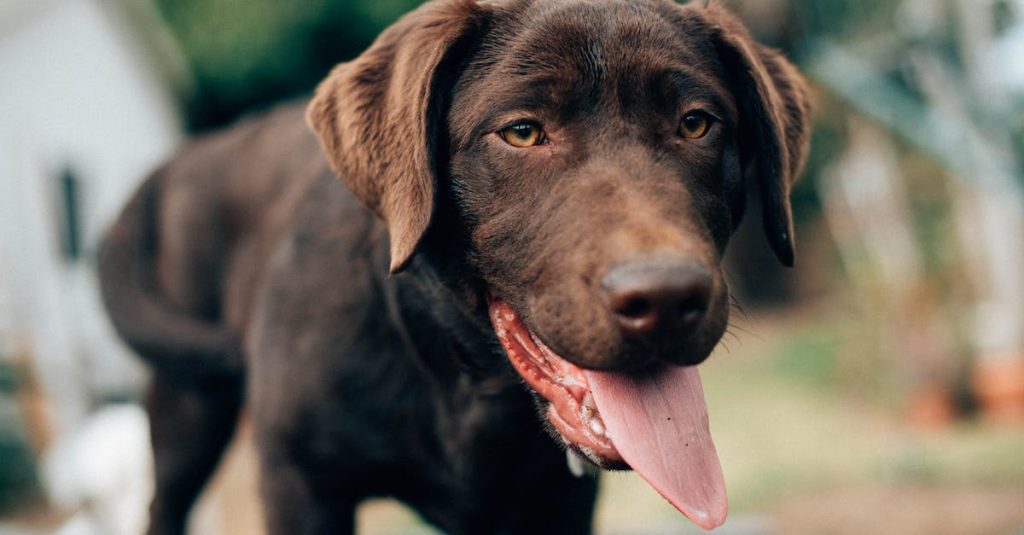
489, 298, 624, 466
488, 297, 728, 530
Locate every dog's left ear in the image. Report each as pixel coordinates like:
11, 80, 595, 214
307, 0, 486, 273
690, 4, 812, 267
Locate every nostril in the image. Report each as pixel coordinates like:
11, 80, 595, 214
617, 296, 653, 320
677, 294, 708, 325
609, 293, 659, 334
680, 296, 704, 314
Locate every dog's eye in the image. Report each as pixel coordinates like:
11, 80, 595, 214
679, 111, 712, 139
499, 121, 545, 148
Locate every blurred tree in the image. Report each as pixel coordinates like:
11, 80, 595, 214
791, 0, 1024, 420
153, 0, 423, 131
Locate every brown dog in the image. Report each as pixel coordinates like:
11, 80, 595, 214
99, 0, 810, 533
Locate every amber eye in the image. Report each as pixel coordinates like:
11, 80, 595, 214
499, 121, 545, 148
679, 111, 712, 139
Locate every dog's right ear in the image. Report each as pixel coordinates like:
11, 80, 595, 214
307, 0, 487, 273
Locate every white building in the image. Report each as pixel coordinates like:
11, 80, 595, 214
0, 2, 189, 533
0, 0, 184, 437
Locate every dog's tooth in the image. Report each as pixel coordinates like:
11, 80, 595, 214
566, 449, 587, 477
566, 449, 599, 478
589, 416, 606, 437
580, 404, 594, 420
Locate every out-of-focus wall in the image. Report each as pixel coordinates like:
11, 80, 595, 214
0, 0, 182, 434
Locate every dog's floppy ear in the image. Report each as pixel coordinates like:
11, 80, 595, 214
693, 5, 812, 267
307, 0, 486, 273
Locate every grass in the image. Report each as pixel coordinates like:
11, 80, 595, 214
594, 306, 1024, 533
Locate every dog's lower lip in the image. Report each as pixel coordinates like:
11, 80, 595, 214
488, 297, 623, 465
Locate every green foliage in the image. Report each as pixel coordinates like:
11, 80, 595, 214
0, 362, 39, 513
154, 0, 424, 131
770, 326, 843, 387
0, 433, 39, 513
0, 362, 18, 395
796, 0, 902, 42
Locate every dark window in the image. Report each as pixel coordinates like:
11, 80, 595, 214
57, 167, 82, 262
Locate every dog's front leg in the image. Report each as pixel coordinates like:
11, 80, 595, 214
507, 469, 598, 535
256, 449, 357, 535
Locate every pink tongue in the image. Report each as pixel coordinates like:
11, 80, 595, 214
584, 365, 727, 530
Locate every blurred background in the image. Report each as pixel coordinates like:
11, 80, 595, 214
0, 0, 1022, 534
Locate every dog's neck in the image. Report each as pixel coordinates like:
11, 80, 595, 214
385, 253, 556, 467
388, 252, 511, 385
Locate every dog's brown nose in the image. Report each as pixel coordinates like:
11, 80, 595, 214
601, 260, 712, 342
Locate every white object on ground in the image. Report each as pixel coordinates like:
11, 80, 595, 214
42, 404, 153, 535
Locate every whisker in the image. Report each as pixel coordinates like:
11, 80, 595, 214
723, 330, 743, 350
727, 321, 762, 341
729, 294, 750, 321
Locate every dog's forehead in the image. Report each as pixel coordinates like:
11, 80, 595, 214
489, 0, 709, 71
450, 0, 732, 142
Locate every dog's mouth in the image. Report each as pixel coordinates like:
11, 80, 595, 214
488, 297, 728, 530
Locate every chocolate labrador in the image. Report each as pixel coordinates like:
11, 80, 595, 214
98, 0, 811, 533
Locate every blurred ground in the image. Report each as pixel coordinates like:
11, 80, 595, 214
188, 304, 1024, 535
594, 304, 1024, 535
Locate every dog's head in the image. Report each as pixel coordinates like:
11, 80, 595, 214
308, 0, 811, 528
